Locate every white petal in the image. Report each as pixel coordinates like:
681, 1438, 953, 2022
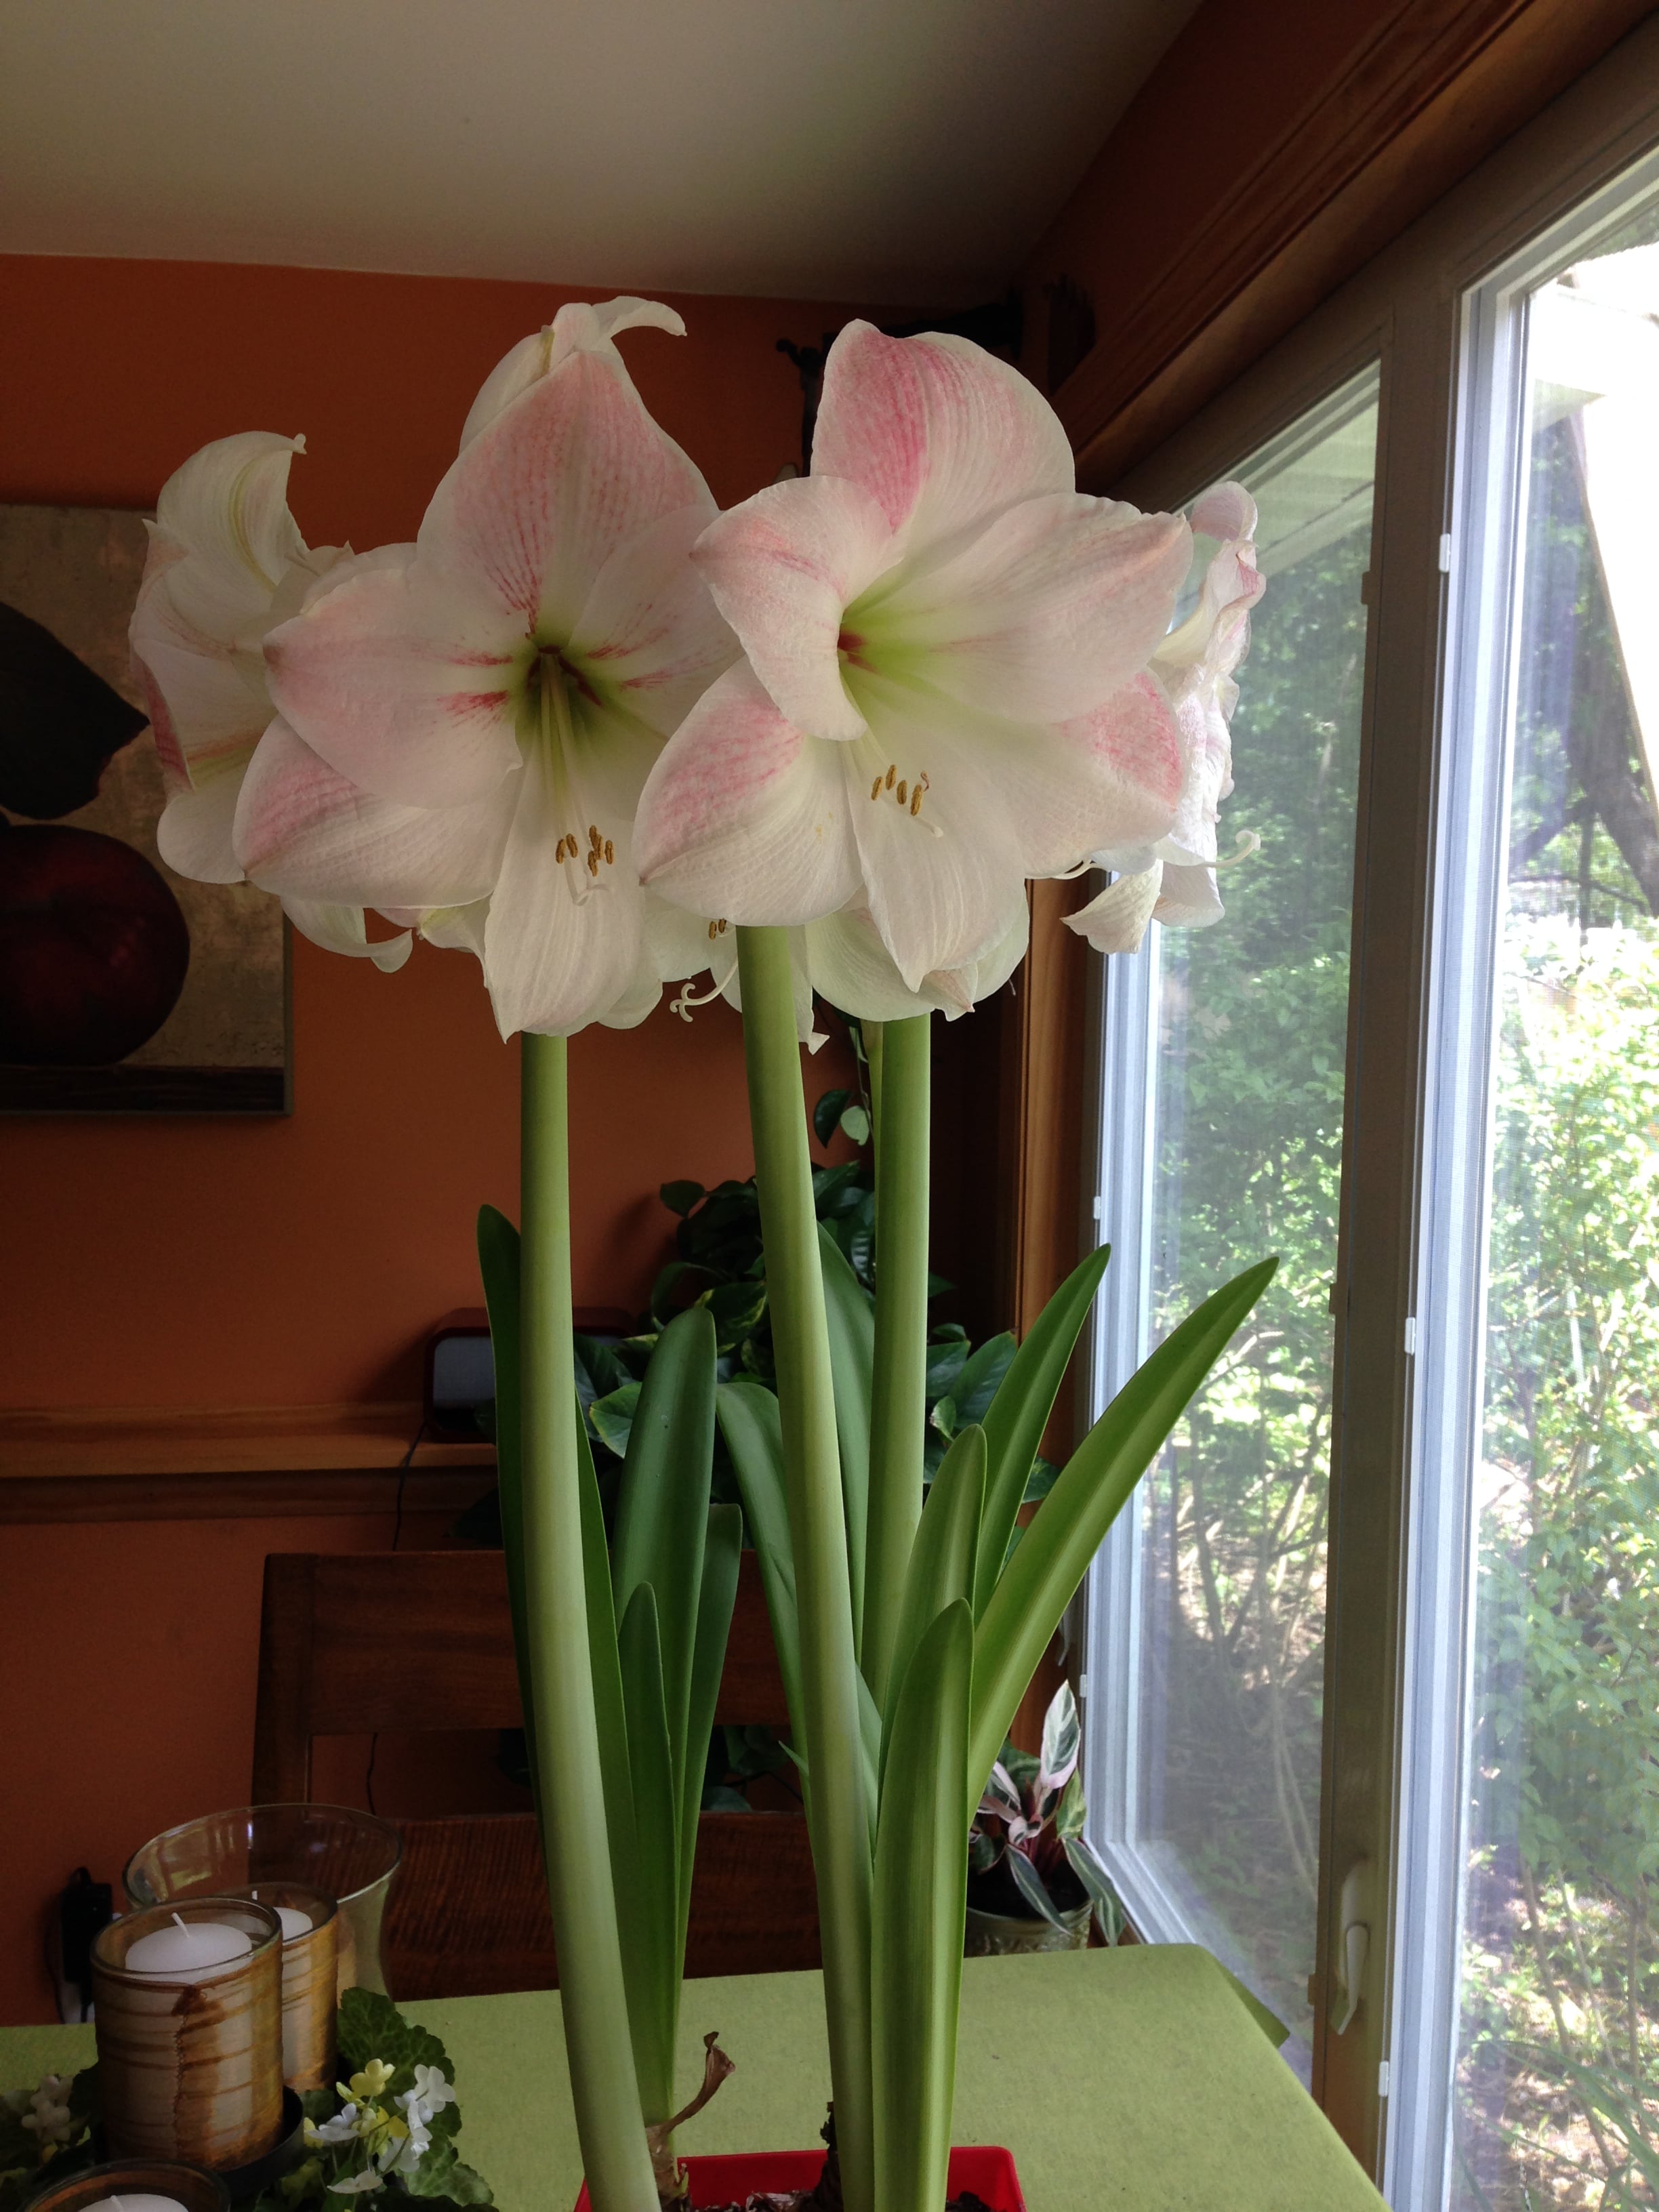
1064, 866, 1162, 955
150, 430, 308, 644
864, 492, 1190, 724
284, 898, 413, 972
234, 717, 512, 906
567, 504, 735, 737
460, 298, 685, 449
157, 754, 251, 882
692, 475, 895, 740
481, 739, 645, 1037
1154, 861, 1225, 929
634, 660, 861, 926
812, 321, 1075, 553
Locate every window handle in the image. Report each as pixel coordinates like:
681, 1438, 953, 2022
1332, 1859, 1372, 2035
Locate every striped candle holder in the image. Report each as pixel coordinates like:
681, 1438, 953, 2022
91, 1898, 284, 2171
21, 2158, 230, 2212
224, 1881, 339, 2090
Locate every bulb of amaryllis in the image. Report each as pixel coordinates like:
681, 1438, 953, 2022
243, 298, 735, 1037
128, 432, 412, 970
633, 319, 1193, 989
1065, 483, 1264, 954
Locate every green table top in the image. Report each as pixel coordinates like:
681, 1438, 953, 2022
1, 1947, 1384, 2210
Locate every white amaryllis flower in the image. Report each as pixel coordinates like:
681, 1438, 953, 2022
248, 298, 735, 1038
128, 432, 412, 972
634, 319, 1193, 989
1065, 483, 1264, 955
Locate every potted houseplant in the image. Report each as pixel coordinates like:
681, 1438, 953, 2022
134, 298, 1267, 2212
965, 1682, 1123, 1957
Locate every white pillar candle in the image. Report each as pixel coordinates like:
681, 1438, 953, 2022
81, 2196, 188, 2212
122, 1912, 253, 1978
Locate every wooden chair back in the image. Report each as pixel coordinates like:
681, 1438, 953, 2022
253, 1549, 817, 1999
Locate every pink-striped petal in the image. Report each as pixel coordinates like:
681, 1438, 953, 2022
811, 322, 1075, 552
460, 298, 687, 450
634, 661, 861, 926
692, 476, 895, 741
867, 491, 1190, 724
264, 550, 523, 809
234, 717, 512, 907
568, 504, 737, 737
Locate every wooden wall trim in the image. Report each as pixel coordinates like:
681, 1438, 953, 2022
0, 1400, 491, 1480
0, 1467, 495, 1525
1051, 0, 1656, 488
1001, 879, 1092, 1343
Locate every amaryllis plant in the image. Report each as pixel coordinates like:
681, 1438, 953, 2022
136, 298, 1273, 2212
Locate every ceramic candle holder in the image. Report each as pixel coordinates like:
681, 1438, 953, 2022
223, 1881, 338, 2090
21, 2158, 231, 2212
91, 1898, 284, 2171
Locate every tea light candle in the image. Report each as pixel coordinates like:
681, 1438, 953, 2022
81, 2195, 188, 2212
122, 1914, 252, 1978
250, 1891, 313, 1942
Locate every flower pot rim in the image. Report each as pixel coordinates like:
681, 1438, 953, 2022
573, 2142, 1025, 2212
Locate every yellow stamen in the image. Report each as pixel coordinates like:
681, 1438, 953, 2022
604, 839, 615, 865
587, 851, 599, 877
884, 764, 897, 790
555, 838, 567, 863
870, 776, 883, 801
716, 918, 728, 935
590, 825, 602, 851
895, 779, 907, 806
708, 920, 719, 941
909, 786, 923, 816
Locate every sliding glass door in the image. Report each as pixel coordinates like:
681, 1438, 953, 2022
1086, 372, 1378, 2074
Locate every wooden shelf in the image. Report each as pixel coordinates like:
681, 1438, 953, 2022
0, 1401, 494, 1479
0, 1403, 497, 1523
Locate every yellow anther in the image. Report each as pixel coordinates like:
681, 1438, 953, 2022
909, 787, 923, 816
870, 776, 883, 801
555, 838, 567, 863
587, 850, 600, 877
716, 918, 728, 935
708, 920, 719, 941
604, 839, 615, 865
895, 779, 907, 806
884, 764, 897, 790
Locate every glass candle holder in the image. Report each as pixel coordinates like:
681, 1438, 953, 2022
91, 1898, 284, 2171
22, 2158, 230, 2212
224, 1882, 338, 2090
124, 1806, 401, 1999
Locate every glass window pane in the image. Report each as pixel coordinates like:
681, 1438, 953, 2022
1122, 379, 1376, 2064
1450, 209, 1659, 2212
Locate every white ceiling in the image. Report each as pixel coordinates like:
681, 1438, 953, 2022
0, 0, 1198, 306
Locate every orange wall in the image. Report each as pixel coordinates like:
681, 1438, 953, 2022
0, 255, 863, 1411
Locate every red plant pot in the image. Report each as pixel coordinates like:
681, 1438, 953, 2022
575, 2146, 1025, 2212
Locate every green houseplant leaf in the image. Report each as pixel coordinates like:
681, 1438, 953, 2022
880, 1425, 983, 1784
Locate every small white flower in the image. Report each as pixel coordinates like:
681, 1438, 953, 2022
396, 2066, 454, 2132
20, 2078, 76, 2146
327, 2173, 384, 2196
307, 2105, 361, 2148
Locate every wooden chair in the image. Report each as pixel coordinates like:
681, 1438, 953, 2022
253, 1549, 819, 1999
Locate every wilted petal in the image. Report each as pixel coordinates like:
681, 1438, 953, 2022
635, 661, 861, 927
866, 492, 1189, 724
265, 552, 523, 809
461, 298, 686, 449
1154, 861, 1226, 929
234, 716, 513, 907
693, 475, 895, 740
1064, 865, 1163, 955
569, 504, 735, 736
285, 898, 413, 972
812, 321, 1075, 551
157, 756, 251, 882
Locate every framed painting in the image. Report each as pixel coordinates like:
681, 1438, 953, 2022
0, 502, 289, 1113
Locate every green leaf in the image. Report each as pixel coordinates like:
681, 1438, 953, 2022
818, 1223, 874, 1645
616, 1584, 681, 2123
839, 1103, 872, 1145
588, 1380, 640, 1458
881, 1425, 984, 1787
714, 1379, 805, 1743
974, 1246, 1112, 1620
970, 1258, 1275, 1794
813, 1086, 852, 1147
680, 1501, 742, 1948
336, 1988, 452, 2091
949, 1334, 1016, 1428
402, 2138, 495, 2204
660, 1179, 705, 1218
611, 1305, 718, 1810
1006, 1844, 1071, 1931
871, 1599, 972, 2212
